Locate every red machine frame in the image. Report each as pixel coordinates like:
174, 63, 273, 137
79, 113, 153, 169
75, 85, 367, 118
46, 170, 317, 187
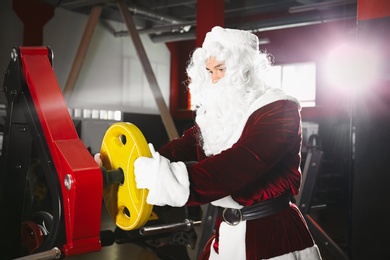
0, 46, 102, 259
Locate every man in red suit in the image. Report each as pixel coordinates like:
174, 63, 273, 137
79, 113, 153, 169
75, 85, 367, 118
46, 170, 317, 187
134, 26, 322, 259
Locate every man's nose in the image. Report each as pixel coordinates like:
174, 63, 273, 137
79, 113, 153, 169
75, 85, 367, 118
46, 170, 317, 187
211, 73, 220, 83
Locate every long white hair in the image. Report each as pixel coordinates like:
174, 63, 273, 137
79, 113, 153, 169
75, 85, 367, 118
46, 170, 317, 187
186, 41, 273, 110
185, 38, 275, 155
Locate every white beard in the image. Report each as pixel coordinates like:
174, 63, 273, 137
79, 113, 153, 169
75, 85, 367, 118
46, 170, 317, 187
193, 78, 250, 156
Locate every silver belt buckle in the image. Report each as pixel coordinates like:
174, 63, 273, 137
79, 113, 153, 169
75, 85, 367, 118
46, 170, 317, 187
222, 208, 243, 226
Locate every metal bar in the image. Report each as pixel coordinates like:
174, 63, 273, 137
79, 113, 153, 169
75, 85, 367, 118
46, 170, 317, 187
63, 5, 102, 101
197, 204, 218, 258
297, 149, 323, 214
289, 0, 356, 13
139, 219, 201, 236
117, 0, 179, 140
12, 247, 62, 260
305, 215, 349, 260
114, 21, 196, 36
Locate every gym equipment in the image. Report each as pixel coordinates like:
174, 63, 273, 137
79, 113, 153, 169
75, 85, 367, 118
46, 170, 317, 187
0, 46, 197, 260
0, 46, 202, 260
297, 135, 348, 260
100, 122, 153, 231
0, 46, 101, 259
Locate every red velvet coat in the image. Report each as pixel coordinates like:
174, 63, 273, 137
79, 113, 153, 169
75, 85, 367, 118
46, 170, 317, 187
159, 100, 315, 259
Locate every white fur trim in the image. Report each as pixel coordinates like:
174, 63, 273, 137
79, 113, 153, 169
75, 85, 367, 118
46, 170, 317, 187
208, 240, 322, 260
208, 222, 247, 260
211, 195, 243, 209
265, 245, 322, 260
248, 88, 301, 116
219, 221, 247, 259
210, 197, 245, 259
203, 26, 259, 51
208, 88, 301, 259
208, 240, 219, 259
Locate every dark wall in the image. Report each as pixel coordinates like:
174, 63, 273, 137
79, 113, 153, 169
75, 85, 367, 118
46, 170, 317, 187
351, 16, 390, 259
123, 113, 194, 150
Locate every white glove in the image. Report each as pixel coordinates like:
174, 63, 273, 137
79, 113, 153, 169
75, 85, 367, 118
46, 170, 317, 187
94, 153, 102, 166
134, 143, 162, 190
134, 143, 190, 207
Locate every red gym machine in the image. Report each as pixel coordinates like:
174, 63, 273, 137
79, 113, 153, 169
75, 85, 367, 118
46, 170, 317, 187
0, 47, 200, 260
0, 46, 103, 259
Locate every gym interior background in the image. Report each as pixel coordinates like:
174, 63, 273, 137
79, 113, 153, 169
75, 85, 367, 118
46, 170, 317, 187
0, 0, 390, 259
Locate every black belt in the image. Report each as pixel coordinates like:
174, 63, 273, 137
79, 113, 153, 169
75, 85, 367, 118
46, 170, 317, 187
217, 195, 291, 226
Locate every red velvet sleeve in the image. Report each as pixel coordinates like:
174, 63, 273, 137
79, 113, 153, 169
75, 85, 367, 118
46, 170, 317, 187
186, 100, 303, 206
158, 125, 204, 163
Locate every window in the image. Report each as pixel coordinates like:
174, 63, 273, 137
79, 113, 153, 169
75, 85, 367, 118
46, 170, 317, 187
189, 62, 316, 109
269, 62, 316, 107
69, 108, 122, 121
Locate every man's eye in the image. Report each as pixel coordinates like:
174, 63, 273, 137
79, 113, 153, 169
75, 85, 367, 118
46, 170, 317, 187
219, 67, 226, 72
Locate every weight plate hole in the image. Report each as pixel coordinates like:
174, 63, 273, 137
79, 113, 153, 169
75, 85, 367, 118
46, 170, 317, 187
119, 134, 127, 145
123, 207, 130, 218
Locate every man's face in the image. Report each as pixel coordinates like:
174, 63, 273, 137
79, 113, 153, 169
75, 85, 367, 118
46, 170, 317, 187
206, 56, 226, 84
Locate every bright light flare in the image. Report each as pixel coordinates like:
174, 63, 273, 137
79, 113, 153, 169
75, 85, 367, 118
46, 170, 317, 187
325, 43, 380, 92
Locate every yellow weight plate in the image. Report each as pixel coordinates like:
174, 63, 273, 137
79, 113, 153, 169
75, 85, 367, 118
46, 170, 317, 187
101, 122, 153, 230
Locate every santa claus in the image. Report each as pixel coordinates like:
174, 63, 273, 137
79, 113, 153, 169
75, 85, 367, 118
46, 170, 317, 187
134, 26, 322, 260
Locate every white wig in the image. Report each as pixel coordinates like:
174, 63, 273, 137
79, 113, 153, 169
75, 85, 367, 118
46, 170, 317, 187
186, 26, 274, 108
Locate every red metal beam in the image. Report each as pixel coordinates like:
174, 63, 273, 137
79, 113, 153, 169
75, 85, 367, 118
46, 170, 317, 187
358, 0, 390, 20
196, 0, 225, 47
19, 47, 103, 256
167, 0, 225, 119
12, 0, 54, 46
